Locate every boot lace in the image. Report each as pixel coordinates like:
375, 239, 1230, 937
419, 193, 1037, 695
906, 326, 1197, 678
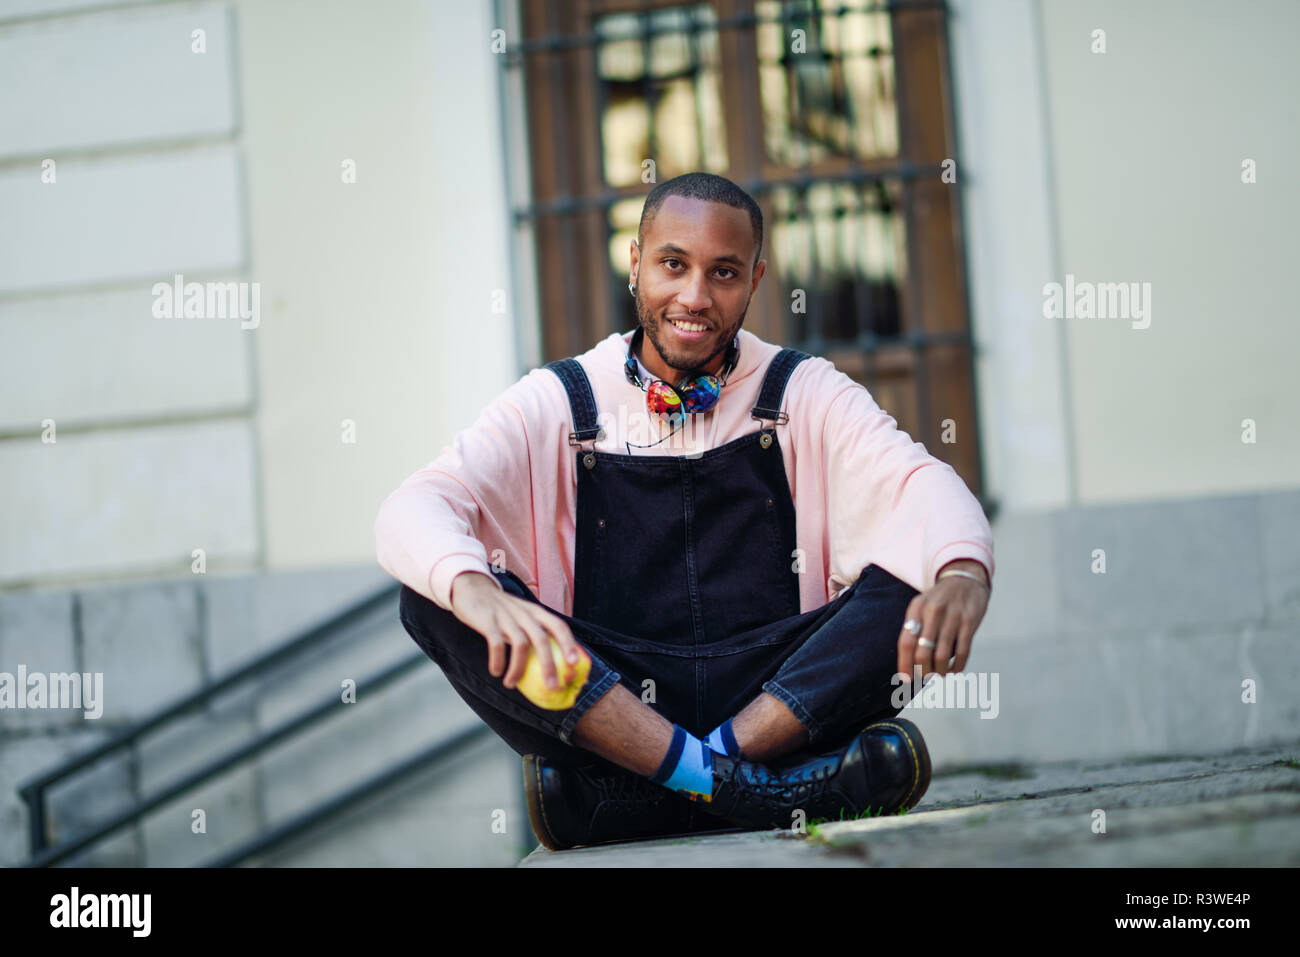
739, 757, 837, 811
590, 765, 667, 805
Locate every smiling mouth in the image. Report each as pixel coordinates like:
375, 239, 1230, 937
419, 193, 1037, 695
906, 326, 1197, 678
667, 317, 709, 333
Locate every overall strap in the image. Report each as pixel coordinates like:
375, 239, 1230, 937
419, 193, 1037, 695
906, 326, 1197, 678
544, 358, 603, 446
751, 348, 811, 426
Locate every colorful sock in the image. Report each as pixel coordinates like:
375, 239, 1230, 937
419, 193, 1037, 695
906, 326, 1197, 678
649, 726, 716, 803
706, 718, 742, 758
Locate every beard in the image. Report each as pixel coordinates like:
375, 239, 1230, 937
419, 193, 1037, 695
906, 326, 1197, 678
633, 287, 747, 380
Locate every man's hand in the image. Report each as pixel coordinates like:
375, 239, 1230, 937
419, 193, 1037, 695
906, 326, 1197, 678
449, 571, 584, 692
896, 560, 990, 683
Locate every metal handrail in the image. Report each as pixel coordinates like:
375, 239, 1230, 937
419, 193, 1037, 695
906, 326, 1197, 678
21, 644, 425, 867
16, 579, 467, 865
201, 723, 493, 867
19, 582, 399, 803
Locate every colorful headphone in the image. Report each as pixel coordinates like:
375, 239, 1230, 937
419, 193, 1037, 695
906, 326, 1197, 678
623, 324, 739, 424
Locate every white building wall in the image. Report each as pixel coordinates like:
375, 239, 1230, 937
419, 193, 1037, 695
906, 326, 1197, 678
0, 0, 521, 588
1043, 0, 1299, 504
948, 0, 1074, 511
951, 0, 1300, 512
0, 0, 258, 589
232, 0, 519, 569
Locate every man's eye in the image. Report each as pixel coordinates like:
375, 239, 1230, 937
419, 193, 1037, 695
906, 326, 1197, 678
716, 268, 736, 280
662, 259, 681, 270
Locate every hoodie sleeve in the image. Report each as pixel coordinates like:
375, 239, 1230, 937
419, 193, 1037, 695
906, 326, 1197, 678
819, 367, 994, 594
373, 376, 543, 612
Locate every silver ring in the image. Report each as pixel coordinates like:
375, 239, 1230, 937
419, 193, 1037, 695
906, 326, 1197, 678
917, 637, 936, 650
904, 618, 921, 636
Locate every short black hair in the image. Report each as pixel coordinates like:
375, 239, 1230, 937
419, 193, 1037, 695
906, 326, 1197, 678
637, 172, 764, 269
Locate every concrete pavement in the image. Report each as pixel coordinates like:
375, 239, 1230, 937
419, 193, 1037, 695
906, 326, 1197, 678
519, 742, 1300, 867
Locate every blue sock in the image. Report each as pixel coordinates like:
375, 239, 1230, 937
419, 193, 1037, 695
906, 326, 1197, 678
649, 726, 717, 803
706, 718, 742, 758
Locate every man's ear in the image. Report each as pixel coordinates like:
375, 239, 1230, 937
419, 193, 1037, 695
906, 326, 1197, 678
629, 239, 641, 279
751, 258, 767, 292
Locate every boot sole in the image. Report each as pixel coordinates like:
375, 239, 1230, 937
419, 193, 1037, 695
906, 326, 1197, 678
522, 754, 565, 851
864, 717, 931, 812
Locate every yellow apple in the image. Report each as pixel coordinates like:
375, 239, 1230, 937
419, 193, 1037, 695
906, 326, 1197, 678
515, 637, 591, 710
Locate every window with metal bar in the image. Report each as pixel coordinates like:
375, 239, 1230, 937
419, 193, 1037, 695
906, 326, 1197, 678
499, 0, 985, 504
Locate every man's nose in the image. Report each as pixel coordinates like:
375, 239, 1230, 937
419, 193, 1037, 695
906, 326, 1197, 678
677, 271, 712, 312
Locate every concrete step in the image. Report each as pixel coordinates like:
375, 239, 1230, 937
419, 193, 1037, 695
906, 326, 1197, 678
519, 742, 1300, 867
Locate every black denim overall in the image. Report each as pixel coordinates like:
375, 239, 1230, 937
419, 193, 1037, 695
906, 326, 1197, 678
398, 349, 920, 768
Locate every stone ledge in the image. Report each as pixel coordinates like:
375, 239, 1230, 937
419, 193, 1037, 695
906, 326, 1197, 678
519, 742, 1300, 867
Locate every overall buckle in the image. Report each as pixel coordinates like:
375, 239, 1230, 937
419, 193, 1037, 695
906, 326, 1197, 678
751, 409, 789, 427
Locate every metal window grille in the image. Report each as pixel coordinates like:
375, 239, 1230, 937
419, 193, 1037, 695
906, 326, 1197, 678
495, 0, 986, 504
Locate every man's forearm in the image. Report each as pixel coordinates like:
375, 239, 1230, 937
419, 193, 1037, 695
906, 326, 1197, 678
449, 569, 500, 613
936, 557, 990, 587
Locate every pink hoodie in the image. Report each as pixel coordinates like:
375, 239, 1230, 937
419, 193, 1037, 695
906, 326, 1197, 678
374, 328, 994, 615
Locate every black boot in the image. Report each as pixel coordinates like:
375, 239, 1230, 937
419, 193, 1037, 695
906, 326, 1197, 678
523, 754, 738, 851
705, 718, 931, 831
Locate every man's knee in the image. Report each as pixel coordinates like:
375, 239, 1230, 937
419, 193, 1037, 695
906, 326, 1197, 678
398, 570, 540, 657
853, 565, 919, 609
399, 583, 448, 630
398, 584, 466, 664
